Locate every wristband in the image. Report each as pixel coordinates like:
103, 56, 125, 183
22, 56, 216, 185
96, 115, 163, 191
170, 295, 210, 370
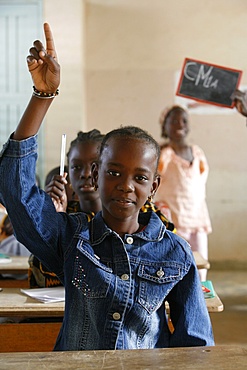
33, 86, 59, 99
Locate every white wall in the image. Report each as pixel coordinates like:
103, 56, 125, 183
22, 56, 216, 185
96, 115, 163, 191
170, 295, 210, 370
43, 0, 86, 173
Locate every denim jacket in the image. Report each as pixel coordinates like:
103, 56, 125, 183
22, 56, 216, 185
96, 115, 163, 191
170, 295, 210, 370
0, 135, 214, 350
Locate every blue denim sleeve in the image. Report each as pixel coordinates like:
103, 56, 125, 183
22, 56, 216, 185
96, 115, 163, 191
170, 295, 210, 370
0, 135, 74, 279
167, 261, 215, 347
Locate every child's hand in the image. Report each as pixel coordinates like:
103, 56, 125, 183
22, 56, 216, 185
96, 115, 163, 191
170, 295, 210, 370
231, 89, 247, 117
45, 174, 68, 213
27, 23, 60, 94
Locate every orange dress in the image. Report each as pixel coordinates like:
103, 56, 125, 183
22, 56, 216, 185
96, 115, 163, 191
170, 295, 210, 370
154, 145, 212, 235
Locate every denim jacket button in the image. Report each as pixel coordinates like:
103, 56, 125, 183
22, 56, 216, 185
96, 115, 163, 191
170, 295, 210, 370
156, 267, 165, 278
126, 236, 133, 244
113, 312, 121, 320
121, 274, 129, 281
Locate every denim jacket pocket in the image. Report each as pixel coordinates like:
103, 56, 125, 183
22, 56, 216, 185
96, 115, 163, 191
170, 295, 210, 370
137, 261, 183, 314
72, 242, 113, 298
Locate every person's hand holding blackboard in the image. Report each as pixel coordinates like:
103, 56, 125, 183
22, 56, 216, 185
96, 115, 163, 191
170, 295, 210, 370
231, 89, 247, 117
176, 58, 242, 108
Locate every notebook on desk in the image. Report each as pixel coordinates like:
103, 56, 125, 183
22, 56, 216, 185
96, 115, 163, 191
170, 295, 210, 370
201, 280, 215, 299
0, 253, 12, 264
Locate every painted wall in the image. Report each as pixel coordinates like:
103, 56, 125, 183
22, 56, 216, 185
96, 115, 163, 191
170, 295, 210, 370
43, 0, 247, 265
43, 0, 86, 173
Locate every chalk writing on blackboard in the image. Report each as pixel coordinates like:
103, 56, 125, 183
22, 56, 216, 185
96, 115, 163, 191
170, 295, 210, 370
176, 58, 242, 108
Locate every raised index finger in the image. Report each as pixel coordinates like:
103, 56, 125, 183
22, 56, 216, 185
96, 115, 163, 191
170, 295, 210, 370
43, 22, 57, 60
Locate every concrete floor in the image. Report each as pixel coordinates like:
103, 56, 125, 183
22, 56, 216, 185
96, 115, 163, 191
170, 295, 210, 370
207, 269, 247, 347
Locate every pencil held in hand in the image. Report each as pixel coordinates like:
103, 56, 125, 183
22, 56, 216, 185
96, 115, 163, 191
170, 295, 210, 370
60, 134, 66, 176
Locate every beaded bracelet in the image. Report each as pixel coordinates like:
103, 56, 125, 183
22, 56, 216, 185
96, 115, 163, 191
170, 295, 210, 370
33, 86, 59, 99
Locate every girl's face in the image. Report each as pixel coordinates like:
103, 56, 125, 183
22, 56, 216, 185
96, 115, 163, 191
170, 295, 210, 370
68, 141, 100, 203
164, 109, 189, 141
93, 137, 159, 232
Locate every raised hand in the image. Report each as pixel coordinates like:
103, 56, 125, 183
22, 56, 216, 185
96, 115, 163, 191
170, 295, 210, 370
27, 23, 60, 93
45, 174, 68, 213
13, 23, 60, 140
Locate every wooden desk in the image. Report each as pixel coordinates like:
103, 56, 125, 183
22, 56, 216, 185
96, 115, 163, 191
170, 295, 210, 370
0, 256, 29, 288
205, 294, 224, 312
0, 256, 29, 275
0, 346, 246, 369
193, 251, 210, 270
0, 288, 63, 352
0, 288, 223, 353
0, 288, 63, 317
0, 322, 62, 353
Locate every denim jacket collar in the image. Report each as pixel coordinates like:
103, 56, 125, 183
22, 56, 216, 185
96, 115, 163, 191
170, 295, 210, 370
88, 211, 166, 246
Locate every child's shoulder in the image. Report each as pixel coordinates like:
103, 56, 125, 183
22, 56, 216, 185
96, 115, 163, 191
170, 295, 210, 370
191, 144, 206, 156
67, 211, 92, 232
164, 229, 194, 259
159, 144, 174, 158
160, 142, 172, 151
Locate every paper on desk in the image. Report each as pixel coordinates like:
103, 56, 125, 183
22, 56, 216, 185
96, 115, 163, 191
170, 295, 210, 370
21, 287, 65, 303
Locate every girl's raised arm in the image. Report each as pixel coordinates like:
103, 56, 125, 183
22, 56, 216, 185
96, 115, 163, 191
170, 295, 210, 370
13, 23, 60, 140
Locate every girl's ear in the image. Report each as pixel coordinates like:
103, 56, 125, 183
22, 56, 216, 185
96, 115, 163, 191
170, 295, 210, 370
91, 162, 99, 188
150, 175, 160, 197
162, 125, 168, 139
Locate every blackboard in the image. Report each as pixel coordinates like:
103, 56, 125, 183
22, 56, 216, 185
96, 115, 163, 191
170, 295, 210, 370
176, 58, 242, 108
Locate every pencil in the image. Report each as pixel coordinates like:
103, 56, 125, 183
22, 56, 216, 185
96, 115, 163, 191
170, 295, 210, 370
60, 134, 66, 176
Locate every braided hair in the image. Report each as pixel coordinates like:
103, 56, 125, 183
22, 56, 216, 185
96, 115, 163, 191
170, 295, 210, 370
99, 125, 160, 173
67, 129, 105, 161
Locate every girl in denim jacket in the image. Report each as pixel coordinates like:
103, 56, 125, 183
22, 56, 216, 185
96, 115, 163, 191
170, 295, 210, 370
0, 23, 214, 350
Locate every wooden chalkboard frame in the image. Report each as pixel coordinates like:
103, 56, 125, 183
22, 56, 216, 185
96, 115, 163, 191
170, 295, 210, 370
176, 58, 242, 108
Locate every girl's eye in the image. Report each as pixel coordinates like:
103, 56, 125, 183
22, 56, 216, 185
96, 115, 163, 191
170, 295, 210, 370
71, 165, 81, 171
136, 175, 148, 182
108, 170, 120, 177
